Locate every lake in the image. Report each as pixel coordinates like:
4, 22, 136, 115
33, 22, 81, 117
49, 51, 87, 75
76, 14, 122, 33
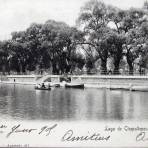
0, 83, 148, 121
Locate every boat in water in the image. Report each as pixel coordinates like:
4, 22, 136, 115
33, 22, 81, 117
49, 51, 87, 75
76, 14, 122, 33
65, 83, 84, 89
35, 81, 85, 90
35, 83, 51, 90
35, 86, 51, 90
59, 81, 84, 88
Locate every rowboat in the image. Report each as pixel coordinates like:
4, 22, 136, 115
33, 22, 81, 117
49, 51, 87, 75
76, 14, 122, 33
35, 86, 51, 90
65, 83, 84, 89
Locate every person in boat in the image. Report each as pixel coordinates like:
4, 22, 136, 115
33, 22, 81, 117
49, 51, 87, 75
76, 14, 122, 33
41, 83, 46, 88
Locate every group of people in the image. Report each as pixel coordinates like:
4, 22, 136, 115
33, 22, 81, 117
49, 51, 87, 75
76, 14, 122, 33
36, 82, 50, 89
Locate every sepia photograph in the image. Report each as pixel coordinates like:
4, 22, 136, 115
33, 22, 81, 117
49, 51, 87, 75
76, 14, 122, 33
0, 0, 148, 147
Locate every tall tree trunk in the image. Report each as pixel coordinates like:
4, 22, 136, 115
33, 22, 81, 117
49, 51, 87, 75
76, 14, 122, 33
16, 65, 21, 74
129, 64, 133, 75
100, 59, 107, 75
52, 62, 59, 74
22, 63, 27, 74
113, 60, 120, 75
126, 52, 134, 75
2, 65, 5, 75
52, 63, 57, 74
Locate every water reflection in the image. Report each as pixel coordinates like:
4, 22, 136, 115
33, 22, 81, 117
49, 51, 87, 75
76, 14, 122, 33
0, 84, 148, 121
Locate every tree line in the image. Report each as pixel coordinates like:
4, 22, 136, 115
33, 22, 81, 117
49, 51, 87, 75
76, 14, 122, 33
0, 0, 148, 75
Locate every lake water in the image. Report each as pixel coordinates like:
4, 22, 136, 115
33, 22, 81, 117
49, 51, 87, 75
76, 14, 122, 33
0, 83, 148, 121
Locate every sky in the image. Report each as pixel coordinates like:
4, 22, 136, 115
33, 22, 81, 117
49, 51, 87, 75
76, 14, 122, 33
0, 0, 146, 40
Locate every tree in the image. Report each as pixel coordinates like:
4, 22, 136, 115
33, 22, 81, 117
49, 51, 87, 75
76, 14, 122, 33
25, 23, 43, 72
0, 41, 11, 74
56, 27, 85, 74
122, 29, 141, 75
10, 31, 32, 73
137, 22, 148, 74
38, 20, 84, 74
109, 7, 148, 74
123, 21, 148, 75
107, 32, 126, 74
77, 0, 112, 74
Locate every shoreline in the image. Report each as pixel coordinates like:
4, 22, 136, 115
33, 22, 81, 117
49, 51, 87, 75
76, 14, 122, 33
1, 74, 148, 91
1, 80, 148, 92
